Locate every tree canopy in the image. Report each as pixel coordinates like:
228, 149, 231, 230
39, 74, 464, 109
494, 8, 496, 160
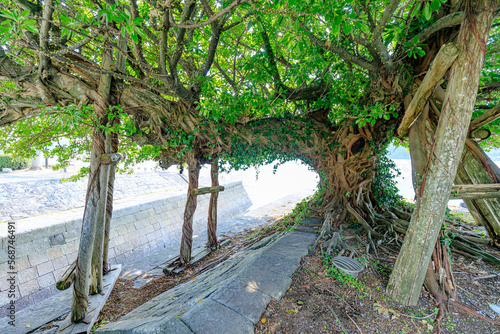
1, 0, 500, 321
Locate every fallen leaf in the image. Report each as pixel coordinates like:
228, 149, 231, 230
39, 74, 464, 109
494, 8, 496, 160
196, 298, 203, 305
261, 318, 266, 324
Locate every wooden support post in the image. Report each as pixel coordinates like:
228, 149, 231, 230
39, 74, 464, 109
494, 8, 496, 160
56, 260, 76, 290
450, 184, 500, 199
455, 140, 500, 246
397, 43, 460, 137
191, 186, 224, 196
180, 157, 200, 263
207, 160, 219, 248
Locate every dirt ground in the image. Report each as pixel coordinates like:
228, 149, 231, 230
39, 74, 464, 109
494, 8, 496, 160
94, 219, 500, 334
255, 239, 500, 334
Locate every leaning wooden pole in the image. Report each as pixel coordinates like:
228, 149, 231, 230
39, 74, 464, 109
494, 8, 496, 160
207, 159, 219, 248
387, 0, 497, 306
180, 157, 200, 263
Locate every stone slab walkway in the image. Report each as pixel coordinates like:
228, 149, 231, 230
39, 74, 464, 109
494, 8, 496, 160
97, 227, 318, 334
1, 193, 309, 334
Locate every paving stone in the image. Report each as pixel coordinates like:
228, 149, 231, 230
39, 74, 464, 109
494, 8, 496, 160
98, 317, 194, 334
234, 263, 292, 300
132, 277, 153, 289
209, 279, 271, 323
248, 252, 302, 277
180, 299, 253, 334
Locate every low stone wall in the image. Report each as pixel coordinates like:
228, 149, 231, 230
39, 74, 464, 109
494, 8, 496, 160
0, 181, 251, 316
0, 171, 195, 221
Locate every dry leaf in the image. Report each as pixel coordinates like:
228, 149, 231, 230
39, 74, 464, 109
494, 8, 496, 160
261, 318, 266, 324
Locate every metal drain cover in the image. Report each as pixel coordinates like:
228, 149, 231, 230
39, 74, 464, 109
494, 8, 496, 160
332, 256, 363, 278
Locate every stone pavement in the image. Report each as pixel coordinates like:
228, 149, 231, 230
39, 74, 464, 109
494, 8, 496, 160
97, 228, 318, 334
2, 193, 312, 334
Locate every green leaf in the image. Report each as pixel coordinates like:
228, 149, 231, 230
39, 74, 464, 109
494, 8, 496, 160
342, 21, 352, 35
20, 9, 29, 19
131, 32, 139, 43
23, 19, 36, 26
133, 16, 142, 26
430, 0, 441, 11
423, 3, 432, 21
411, 6, 420, 17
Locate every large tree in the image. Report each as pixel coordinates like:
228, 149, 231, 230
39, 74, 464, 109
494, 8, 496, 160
1, 0, 499, 323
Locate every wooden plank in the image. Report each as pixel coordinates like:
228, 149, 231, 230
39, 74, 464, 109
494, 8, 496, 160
450, 183, 500, 199
397, 43, 460, 137
58, 264, 122, 334
191, 186, 225, 196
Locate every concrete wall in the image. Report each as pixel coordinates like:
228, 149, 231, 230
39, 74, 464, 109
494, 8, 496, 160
0, 181, 251, 316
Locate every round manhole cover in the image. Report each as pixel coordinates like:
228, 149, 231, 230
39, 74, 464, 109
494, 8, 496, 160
332, 256, 363, 278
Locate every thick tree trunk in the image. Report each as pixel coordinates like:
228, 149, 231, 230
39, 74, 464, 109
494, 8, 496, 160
408, 100, 457, 303
180, 157, 200, 263
103, 29, 127, 271
71, 38, 114, 320
456, 140, 500, 246
387, 0, 496, 306
70, 133, 108, 321
89, 40, 114, 295
89, 158, 110, 295
207, 160, 219, 248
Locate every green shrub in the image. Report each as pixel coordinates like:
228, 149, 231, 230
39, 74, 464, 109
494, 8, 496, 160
0, 154, 30, 170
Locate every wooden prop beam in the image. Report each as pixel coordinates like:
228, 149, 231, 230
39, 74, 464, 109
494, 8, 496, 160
397, 43, 460, 137
450, 184, 500, 199
191, 186, 224, 196
56, 260, 76, 290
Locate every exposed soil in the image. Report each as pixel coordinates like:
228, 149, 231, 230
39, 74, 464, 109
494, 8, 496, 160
255, 230, 500, 334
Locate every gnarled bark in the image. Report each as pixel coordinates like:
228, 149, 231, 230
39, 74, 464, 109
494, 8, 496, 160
180, 157, 200, 263
207, 160, 219, 248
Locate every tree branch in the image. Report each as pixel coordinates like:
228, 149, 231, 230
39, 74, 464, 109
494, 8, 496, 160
292, 17, 377, 72
415, 12, 465, 43
38, 0, 55, 73
372, 0, 400, 42
169, 0, 196, 76
168, 0, 247, 29
469, 104, 500, 132
159, 9, 170, 75
13, 0, 42, 14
